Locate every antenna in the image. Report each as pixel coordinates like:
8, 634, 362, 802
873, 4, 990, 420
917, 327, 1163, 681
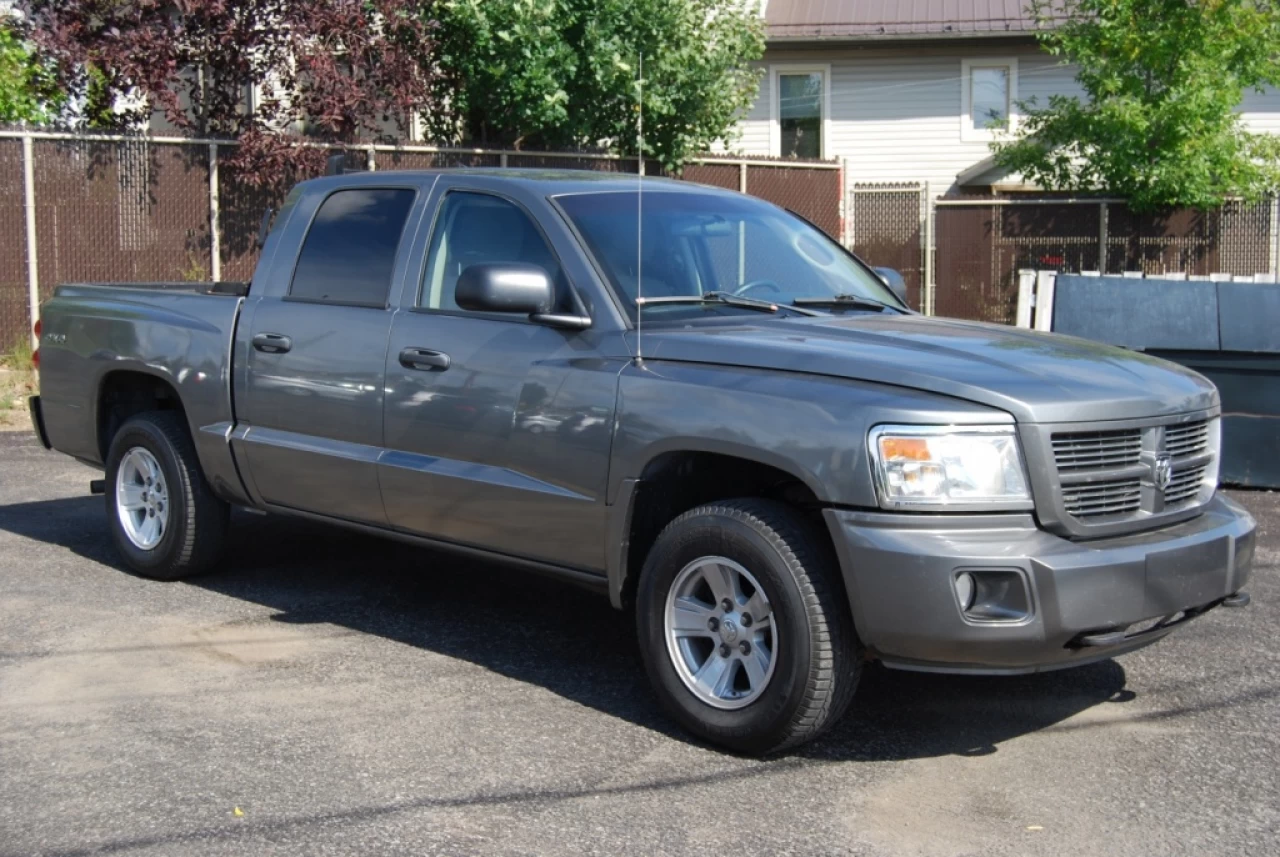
635, 51, 644, 366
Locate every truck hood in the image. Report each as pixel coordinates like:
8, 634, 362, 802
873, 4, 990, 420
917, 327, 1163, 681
636, 313, 1218, 423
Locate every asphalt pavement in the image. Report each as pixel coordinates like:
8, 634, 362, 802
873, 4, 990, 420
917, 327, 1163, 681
1, 428, 1277, 856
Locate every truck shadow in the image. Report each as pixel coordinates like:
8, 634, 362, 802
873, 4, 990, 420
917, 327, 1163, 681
0, 496, 1132, 761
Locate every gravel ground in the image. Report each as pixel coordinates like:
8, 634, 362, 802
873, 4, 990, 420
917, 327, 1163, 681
0, 428, 1276, 857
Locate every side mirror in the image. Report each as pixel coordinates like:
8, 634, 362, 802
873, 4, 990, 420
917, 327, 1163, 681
873, 266, 909, 306
456, 263, 554, 315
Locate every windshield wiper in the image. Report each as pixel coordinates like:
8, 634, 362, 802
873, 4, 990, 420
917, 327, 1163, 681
636, 291, 822, 316
792, 294, 899, 312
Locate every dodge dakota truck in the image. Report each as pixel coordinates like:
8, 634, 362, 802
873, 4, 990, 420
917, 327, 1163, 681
29, 169, 1255, 754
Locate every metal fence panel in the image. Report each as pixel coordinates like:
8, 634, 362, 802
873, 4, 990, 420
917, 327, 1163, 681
1106, 201, 1274, 276
31, 139, 211, 292
680, 162, 741, 191
378, 150, 501, 170
849, 184, 924, 310
0, 139, 27, 348
0, 131, 842, 338
748, 165, 841, 239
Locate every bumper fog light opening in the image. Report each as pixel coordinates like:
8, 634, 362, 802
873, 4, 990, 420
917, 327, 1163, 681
955, 569, 1032, 623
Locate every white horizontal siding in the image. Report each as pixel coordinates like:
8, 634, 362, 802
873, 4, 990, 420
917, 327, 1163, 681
730, 43, 1280, 190
1240, 86, 1280, 136
735, 66, 772, 154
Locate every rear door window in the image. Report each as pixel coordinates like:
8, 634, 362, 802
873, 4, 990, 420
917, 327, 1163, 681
290, 188, 417, 306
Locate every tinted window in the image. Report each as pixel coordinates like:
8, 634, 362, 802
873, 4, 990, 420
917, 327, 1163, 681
420, 192, 569, 312
290, 188, 416, 305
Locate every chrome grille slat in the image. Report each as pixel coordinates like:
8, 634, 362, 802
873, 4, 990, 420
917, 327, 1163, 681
1051, 429, 1142, 472
1048, 418, 1216, 528
1061, 478, 1142, 517
1166, 423, 1210, 458
1164, 463, 1207, 505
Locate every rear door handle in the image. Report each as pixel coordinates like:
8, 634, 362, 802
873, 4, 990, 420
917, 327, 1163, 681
252, 332, 292, 354
399, 347, 451, 371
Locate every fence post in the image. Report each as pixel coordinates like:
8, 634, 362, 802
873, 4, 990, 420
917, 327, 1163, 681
839, 156, 852, 248
739, 161, 747, 194
1015, 269, 1036, 328
1034, 270, 1057, 332
22, 133, 39, 346
923, 181, 935, 315
1099, 201, 1109, 273
367, 143, 377, 172
1270, 194, 1279, 278
208, 143, 221, 282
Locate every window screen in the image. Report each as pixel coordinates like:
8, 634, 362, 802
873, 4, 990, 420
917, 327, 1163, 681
290, 188, 416, 306
420, 192, 568, 312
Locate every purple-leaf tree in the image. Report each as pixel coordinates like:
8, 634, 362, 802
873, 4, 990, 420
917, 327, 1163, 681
23, 0, 442, 186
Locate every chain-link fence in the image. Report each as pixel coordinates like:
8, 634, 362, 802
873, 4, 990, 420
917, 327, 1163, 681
0, 130, 842, 347
0, 138, 27, 350
847, 184, 926, 311
846, 184, 1280, 326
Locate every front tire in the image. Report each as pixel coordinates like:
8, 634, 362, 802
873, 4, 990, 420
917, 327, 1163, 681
104, 411, 229, 580
636, 499, 861, 754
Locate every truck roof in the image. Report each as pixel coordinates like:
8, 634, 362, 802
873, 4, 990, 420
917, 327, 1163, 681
296, 168, 736, 197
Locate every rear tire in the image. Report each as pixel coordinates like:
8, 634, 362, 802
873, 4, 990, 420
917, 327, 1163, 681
104, 411, 229, 580
636, 499, 861, 754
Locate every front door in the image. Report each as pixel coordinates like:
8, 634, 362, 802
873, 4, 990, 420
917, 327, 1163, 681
238, 185, 419, 525
379, 189, 620, 570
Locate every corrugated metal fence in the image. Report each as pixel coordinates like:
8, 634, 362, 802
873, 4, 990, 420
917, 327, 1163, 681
0, 130, 843, 347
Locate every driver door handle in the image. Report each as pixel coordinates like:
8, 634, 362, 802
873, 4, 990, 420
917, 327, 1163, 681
399, 347, 451, 371
252, 332, 292, 354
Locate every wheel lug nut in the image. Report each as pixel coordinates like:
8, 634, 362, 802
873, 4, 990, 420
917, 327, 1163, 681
741, 613, 752, 627
719, 644, 731, 658
707, 617, 720, 632
740, 641, 751, 655
721, 598, 733, 612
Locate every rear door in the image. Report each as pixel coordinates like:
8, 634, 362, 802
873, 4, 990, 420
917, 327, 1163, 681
235, 181, 424, 524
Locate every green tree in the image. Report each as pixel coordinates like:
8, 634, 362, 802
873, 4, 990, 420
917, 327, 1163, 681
993, 0, 1280, 211
432, 0, 765, 170
0, 17, 62, 123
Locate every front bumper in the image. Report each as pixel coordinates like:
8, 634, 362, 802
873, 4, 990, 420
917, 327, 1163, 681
824, 493, 1256, 674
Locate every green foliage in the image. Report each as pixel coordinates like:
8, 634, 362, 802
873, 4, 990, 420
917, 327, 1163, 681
0, 18, 63, 123
994, 0, 1280, 211
432, 0, 765, 171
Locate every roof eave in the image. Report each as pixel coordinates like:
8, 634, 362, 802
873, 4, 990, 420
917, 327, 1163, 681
767, 29, 1043, 45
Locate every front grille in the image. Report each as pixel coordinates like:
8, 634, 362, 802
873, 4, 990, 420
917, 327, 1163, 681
1047, 417, 1216, 530
1052, 429, 1142, 472
1062, 478, 1142, 517
1164, 463, 1208, 506
1165, 422, 1210, 458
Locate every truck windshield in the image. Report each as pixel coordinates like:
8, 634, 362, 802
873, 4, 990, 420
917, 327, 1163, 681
555, 189, 903, 320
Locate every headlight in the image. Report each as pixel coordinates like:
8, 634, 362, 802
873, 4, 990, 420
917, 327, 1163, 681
869, 425, 1032, 510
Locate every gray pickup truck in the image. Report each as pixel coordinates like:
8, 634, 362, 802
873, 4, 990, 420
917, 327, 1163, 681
29, 169, 1255, 754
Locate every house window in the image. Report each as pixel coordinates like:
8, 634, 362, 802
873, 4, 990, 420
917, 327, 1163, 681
773, 67, 827, 159
961, 58, 1017, 141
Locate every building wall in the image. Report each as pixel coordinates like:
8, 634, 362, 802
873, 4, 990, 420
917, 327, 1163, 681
732, 42, 1280, 190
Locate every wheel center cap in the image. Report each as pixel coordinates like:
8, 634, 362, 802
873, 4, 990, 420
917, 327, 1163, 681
720, 618, 739, 644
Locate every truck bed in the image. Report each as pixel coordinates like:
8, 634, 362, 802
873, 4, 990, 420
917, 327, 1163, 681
36, 280, 249, 504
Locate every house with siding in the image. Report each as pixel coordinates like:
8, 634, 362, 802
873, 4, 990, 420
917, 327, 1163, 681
729, 0, 1280, 193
